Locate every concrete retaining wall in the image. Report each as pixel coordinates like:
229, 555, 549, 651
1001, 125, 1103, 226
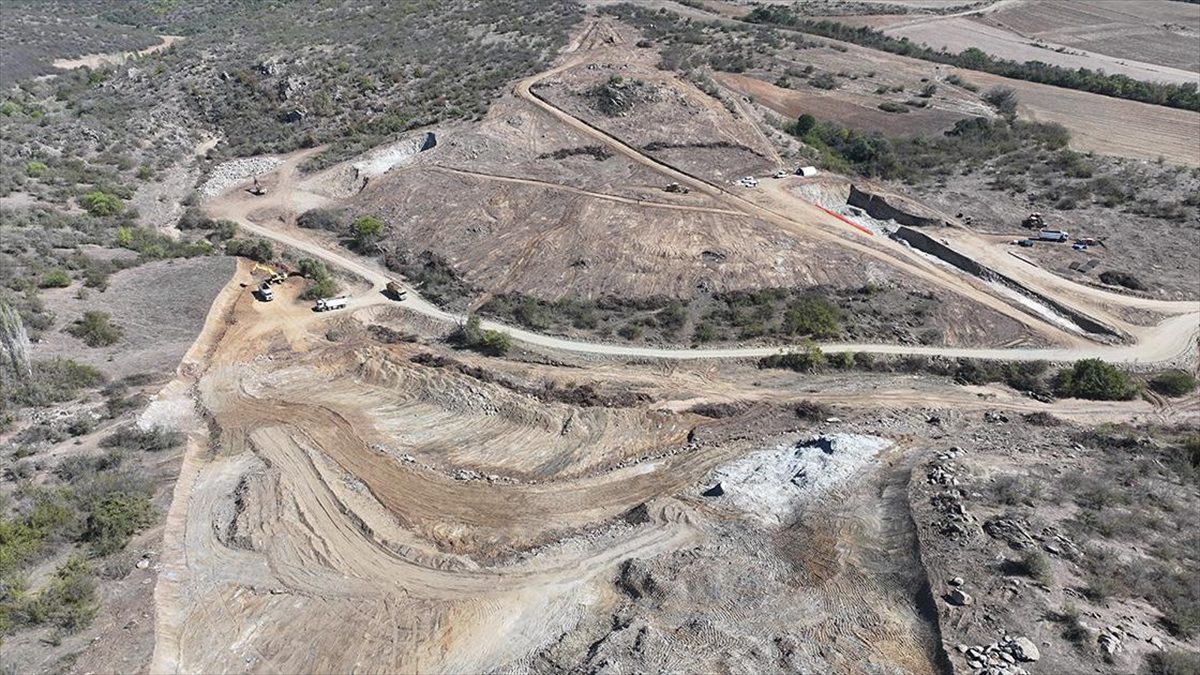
849, 185, 945, 228
890, 227, 1123, 340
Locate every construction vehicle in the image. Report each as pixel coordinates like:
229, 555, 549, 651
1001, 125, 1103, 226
1039, 229, 1069, 242
773, 170, 788, 179
385, 281, 407, 301
250, 262, 289, 285
257, 282, 274, 302
738, 176, 758, 188
249, 178, 266, 196
1021, 212, 1044, 229
664, 182, 690, 194
314, 297, 348, 312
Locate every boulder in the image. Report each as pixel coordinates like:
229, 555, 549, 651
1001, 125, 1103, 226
1010, 637, 1039, 662
947, 589, 974, 606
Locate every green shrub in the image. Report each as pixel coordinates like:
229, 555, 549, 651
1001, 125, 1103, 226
100, 426, 182, 453
351, 215, 385, 250
758, 342, 826, 372
38, 269, 72, 289
223, 238, 274, 262
1150, 370, 1197, 398
65, 311, 123, 347
24, 161, 48, 178
21, 555, 97, 634
3, 359, 105, 409
79, 190, 124, 217
1015, 550, 1054, 585
1054, 359, 1138, 401
83, 492, 156, 556
296, 258, 339, 301
878, 101, 908, 113
452, 314, 513, 356
0, 492, 72, 576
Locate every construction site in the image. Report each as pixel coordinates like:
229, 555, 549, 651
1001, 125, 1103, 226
1, 3, 1198, 675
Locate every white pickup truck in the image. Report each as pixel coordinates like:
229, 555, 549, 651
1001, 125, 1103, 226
314, 297, 349, 312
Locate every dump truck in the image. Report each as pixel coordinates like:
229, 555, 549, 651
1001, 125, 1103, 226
385, 281, 407, 301
1039, 229, 1069, 242
314, 297, 348, 312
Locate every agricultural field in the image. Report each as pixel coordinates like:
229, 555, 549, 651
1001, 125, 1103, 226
978, 0, 1200, 73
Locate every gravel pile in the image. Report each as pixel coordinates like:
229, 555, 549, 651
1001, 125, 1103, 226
199, 157, 281, 196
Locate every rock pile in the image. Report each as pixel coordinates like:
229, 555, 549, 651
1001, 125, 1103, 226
926, 448, 977, 541
956, 635, 1040, 675
199, 157, 282, 196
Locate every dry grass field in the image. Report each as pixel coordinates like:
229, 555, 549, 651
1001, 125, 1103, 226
885, 16, 1199, 85
979, 0, 1200, 72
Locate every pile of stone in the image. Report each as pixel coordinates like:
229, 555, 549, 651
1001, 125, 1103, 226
956, 636, 1039, 675
199, 156, 282, 196
926, 448, 977, 541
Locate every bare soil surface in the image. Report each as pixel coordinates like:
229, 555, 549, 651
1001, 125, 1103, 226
885, 16, 1199, 85
977, 0, 1200, 73
32, 256, 237, 380
146, 259, 1195, 673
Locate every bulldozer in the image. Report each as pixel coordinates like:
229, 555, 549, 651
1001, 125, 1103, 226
1021, 212, 1044, 229
664, 182, 690, 194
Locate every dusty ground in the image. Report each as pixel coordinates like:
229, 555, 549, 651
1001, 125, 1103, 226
143, 258, 1197, 674
32, 256, 236, 380
7, 10, 1198, 675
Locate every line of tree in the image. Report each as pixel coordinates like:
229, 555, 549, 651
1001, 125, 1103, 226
745, 8, 1200, 112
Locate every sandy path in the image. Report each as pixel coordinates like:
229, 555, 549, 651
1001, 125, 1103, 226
53, 35, 183, 70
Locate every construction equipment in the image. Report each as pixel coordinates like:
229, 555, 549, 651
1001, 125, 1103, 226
738, 176, 758, 188
664, 182, 690, 194
314, 297, 348, 312
1039, 229, 1069, 242
257, 282, 274, 302
773, 170, 788, 179
1021, 212, 1044, 229
249, 178, 266, 196
385, 281, 407, 301
251, 262, 289, 285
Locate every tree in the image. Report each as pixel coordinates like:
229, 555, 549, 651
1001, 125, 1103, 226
1054, 358, 1138, 400
352, 215, 385, 250
919, 82, 938, 98
983, 86, 1018, 116
794, 113, 816, 136
452, 314, 512, 356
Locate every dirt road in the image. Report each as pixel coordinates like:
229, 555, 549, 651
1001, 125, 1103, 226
201, 38, 1197, 368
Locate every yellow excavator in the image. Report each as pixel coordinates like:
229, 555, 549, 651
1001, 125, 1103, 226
251, 262, 289, 285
